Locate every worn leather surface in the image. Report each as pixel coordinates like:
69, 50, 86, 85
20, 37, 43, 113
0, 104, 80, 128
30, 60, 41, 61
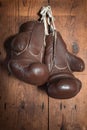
45, 31, 85, 99
8, 21, 49, 85
8, 20, 85, 98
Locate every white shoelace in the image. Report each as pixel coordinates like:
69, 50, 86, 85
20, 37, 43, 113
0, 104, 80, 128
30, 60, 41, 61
40, 6, 56, 35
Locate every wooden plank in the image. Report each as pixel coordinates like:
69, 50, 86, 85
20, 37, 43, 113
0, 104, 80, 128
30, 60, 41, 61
18, 0, 48, 26
0, 0, 48, 130
50, 0, 87, 16
0, 0, 18, 129
49, 0, 87, 130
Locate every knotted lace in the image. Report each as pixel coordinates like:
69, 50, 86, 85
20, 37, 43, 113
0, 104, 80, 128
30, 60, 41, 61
40, 6, 56, 36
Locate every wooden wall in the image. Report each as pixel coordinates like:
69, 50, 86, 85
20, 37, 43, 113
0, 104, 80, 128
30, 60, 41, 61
0, 0, 87, 130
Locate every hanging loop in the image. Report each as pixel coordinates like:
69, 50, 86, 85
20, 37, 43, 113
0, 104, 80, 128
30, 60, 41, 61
40, 6, 56, 35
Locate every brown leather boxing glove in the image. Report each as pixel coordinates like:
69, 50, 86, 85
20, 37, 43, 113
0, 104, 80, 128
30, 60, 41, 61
8, 21, 49, 86
45, 31, 85, 99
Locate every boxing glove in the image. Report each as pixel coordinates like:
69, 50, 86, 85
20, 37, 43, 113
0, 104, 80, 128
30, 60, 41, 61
8, 21, 49, 86
45, 31, 85, 99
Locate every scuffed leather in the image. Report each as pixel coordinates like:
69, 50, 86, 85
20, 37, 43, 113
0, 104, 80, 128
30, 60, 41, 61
8, 21, 49, 85
45, 31, 85, 99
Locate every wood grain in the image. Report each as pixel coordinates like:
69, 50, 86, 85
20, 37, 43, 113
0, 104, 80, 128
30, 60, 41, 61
49, 0, 87, 130
0, 0, 48, 130
0, 0, 87, 130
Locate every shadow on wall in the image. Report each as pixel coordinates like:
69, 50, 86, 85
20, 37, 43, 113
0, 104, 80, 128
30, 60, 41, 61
0, 23, 48, 130
4, 35, 16, 70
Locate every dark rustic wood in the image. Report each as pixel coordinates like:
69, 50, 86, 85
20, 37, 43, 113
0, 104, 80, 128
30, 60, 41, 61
0, 0, 48, 130
49, 0, 87, 130
0, 0, 87, 130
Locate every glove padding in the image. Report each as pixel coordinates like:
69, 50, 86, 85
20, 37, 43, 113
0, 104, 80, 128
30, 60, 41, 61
45, 32, 85, 99
8, 21, 49, 86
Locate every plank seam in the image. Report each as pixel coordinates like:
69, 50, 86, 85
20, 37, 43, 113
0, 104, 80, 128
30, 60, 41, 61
48, 0, 50, 5
48, 96, 49, 130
